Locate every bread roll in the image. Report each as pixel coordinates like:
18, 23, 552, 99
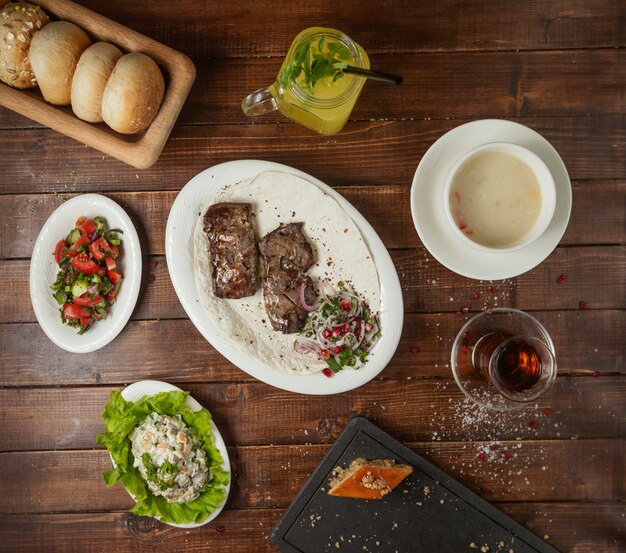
71, 42, 122, 123
101, 52, 165, 134
0, 2, 49, 89
29, 21, 91, 105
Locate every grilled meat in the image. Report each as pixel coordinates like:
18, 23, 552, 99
203, 202, 258, 299
259, 223, 316, 333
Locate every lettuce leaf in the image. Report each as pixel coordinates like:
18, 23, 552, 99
97, 390, 229, 524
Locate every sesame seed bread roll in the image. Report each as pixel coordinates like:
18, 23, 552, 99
71, 42, 122, 123
101, 52, 165, 134
29, 21, 91, 105
0, 1, 49, 89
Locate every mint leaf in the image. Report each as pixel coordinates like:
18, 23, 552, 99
280, 36, 352, 92
335, 44, 352, 60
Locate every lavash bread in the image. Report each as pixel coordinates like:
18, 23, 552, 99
71, 42, 122, 122
101, 52, 164, 134
0, 1, 49, 89
29, 20, 91, 105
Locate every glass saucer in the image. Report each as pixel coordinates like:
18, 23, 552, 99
450, 308, 556, 411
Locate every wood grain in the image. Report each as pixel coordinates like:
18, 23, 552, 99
0, 504, 623, 553
0, 2, 623, 552
178, 49, 626, 126
1, 178, 624, 259
1, 310, 622, 387
71, 0, 626, 58
2, 246, 623, 324
0, 439, 622, 514
3, 49, 625, 131
1, 116, 625, 194
0, 377, 623, 452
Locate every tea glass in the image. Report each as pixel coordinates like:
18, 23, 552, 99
450, 308, 557, 410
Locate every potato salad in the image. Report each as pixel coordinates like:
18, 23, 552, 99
130, 413, 210, 503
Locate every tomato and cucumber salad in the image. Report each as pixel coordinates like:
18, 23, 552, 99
50, 216, 123, 334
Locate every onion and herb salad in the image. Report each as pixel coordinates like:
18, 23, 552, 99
295, 281, 381, 377
50, 216, 123, 334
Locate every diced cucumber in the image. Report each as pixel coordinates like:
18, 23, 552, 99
67, 228, 81, 245
54, 289, 66, 305
71, 279, 89, 298
109, 238, 121, 246
90, 274, 101, 284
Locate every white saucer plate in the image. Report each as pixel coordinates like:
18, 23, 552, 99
410, 119, 572, 280
165, 160, 404, 395
29, 193, 142, 353
118, 380, 231, 529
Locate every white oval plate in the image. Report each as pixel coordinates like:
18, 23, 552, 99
118, 380, 231, 529
410, 119, 572, 280
29, 194, 142, 353
166, 160, 403, 395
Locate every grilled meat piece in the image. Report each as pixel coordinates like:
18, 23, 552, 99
203, 202, 258, 299
259, 223, 316, 333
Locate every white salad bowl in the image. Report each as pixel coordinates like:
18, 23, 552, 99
29, 193, 142, 353
118, 380, 231, 529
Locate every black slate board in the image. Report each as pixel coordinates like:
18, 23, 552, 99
272, 417, 559, 553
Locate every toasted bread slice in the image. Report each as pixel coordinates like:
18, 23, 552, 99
328, 458, 413, 499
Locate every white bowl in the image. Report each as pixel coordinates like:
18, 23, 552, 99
443, 142, 557, 253
29, 194, 142, 353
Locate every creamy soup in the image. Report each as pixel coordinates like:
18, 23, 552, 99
449, 151, 542, 248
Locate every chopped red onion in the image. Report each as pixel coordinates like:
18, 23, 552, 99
298, 282, 318, 312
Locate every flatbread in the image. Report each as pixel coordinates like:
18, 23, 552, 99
193, 171, 380, 374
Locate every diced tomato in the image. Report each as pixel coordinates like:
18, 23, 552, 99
89, 237, 114, 261
106, 290, 116, 304
53, 240, 66, 264
62, 303, 91, 319
66, 234, 89, 256
105, 256, 117, 271
107, 270, 122, 286
89, 241, 105, 261
75, 217, 97, 235
71, 252, 100, 274
73, 294, 102, 307
80, 315, 92, 327
97, 236, 112, 251
110, 245, 120, 259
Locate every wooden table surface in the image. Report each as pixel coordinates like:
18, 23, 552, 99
0, 1, 624, 552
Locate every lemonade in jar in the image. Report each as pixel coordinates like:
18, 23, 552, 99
242, 27, 370, 135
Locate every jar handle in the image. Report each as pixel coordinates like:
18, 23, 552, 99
241, 87, 278, 117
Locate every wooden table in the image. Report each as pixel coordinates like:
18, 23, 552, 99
0, 1, 624, 552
